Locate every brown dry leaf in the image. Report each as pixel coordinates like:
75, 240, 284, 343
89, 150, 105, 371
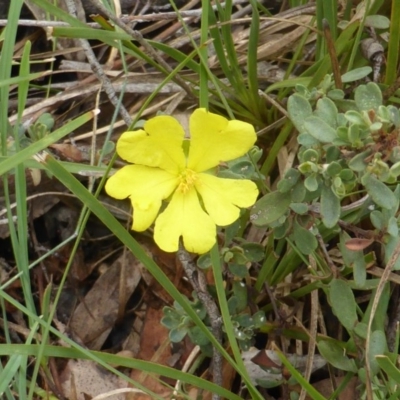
50, 143, 86, 162
60, 359, 128, 400
70, 252, 141, 349
138, 240, 190, 303
236, 15, 314, 64
129, 307, 177, 399
345, 238, 374, 251
304, 376, 358, 400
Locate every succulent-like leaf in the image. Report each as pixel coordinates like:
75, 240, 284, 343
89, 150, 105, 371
341, 67, 373, 83
320, 185, 340, 228
329, 279, 358, 332
318, 340, 357, 372
250, 191, 291, 227
355, 82, 382, 111
314, 97, 338, 128
292, 220, 317, 255
365, 14, 390, 29
348, 150, 371, 172
287, 93, 313, 134
363, 174, 397, 209
368, 330, 387, 376
303, 116, 337, 143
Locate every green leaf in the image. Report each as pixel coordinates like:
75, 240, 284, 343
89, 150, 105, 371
170, 325, 188, 342
277, 172, 300, 193
320, 185, 340, 228
353, 322, 368, 339
318, 340, 357, 372
327, 89, 345, 100
368, 330, 387, 376
290, 203, 309, 214
344, 110, 366, 125
363, 174, 398, 210
301, 149, 320, 163
341, 67, 373, 83
197, 253, 211, 269
365, 15, 390, 29
232, 281, 248, 312
390, 161, 400, 177
287, 93, 313, 134
304, 174, 319, 192
353, 256, 367, 288
388, 105, 400, 127
298, 133, 320, 146
242, 243, 265, 262
252, 311, 266, 328
388, 216, 399, 237
303, 116, 337, 143
354, 82, 382, 111
292, 220, 318, 255
250, 191, 291, 227
314, 97, 338, 128
273, 220, 290, 239
325, 162, 342, 177
188, 326, 210, 346
384, 236, 400, 270
376, 355, 400, 383
228, 263, 248, 278
348, 150, 371, 172
291, 181, 306, 202
370, 210, 385, 230
329, 279, 358, 331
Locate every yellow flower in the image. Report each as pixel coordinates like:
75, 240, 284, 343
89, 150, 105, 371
105, 108, 259, 254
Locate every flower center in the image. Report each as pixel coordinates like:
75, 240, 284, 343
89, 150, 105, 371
177, 169, 198, 193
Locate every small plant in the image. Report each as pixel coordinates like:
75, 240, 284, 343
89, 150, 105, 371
252, 77, 400, 268
251, 77, 400, 398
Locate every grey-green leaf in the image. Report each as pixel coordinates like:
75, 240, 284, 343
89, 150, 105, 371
303, 116, 337, 143
318, 340, 357, 372
368, 330, 387, 376
341, 67, 372, 83
320, 185, 340, 228
314, 97, 338, 128
287, 93, 313, 134
251, 191, 291, 227
293, 220, 318, 255
365, 15, 390, 29
329, 279, 358, 331
364, 174, 397, 210
354, 82, 382, 111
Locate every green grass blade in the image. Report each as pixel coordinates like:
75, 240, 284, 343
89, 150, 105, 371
0, 355, 23, 394
376, 355, 400, 383
17, 41, 31, 119
0, 73, 46, 88
210, 246, 263, 399
199, 0, 210, 108
0, 110, 97, 177
385, 0, 400, 85
0, 343, 243, 400
275, 348, 326, 400
40, 156, 247, 381
247, 0, 261, 114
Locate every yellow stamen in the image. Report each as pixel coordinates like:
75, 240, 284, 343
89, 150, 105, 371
177, 169, 198, 193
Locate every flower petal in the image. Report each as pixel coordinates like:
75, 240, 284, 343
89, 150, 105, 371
117, 115, 186, 173
105, 165, 179, 231
154, 188, 216, 253
187, 108, 257, 172
195, 174, 259, 226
